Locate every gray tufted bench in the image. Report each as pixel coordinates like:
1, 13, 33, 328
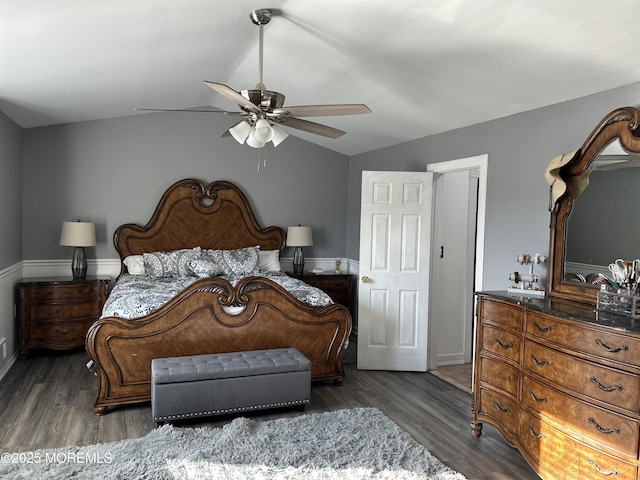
151, 348, 311, 424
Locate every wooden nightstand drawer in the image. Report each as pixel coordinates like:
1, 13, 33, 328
17, 277, 109, 357
26, 283, 103, 302
28, 302, 103, 322
28, 319, 96, 344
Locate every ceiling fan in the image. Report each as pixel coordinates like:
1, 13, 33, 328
137, 8, 371, 148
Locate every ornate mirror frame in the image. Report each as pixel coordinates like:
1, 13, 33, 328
548, 106, 640, 304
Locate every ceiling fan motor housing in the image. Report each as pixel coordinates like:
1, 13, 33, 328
241, 89, 285, 112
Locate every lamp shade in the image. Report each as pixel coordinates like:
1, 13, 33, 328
271, 123, 289, 147
286, 226, 313, 247
60, 221, 96, 247
253, 118, 275, 143
246, 131, 265, 149
229, 120, 252, 144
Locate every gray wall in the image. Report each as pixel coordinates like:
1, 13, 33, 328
22, 112, 350, 261
0, 111, 22, 269
347, 81, 640, 290
16, 80, 640, 294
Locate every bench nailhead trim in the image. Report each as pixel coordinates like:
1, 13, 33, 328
153, 399, 310, 421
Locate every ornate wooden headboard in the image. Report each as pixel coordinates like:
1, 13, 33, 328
114, 179, 286, 269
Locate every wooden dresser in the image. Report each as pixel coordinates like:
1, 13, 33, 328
17, 277, 109, 357
472, 292, 640, 480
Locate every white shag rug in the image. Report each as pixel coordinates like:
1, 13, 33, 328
0, 407, 466, 480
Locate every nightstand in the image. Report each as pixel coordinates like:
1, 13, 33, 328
288, 273, 356, 317
17, 277, 109, 358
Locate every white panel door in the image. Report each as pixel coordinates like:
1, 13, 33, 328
357, 171, 433, 371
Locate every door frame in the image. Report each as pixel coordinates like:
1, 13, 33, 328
426, 154, 487, 370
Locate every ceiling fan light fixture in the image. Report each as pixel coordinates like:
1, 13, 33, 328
229, 120, 253, 144
271, 123, 289, 147
253, 118, 274, 143
246, 131, 265, 149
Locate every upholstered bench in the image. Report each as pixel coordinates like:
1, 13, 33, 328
151, 348, 311, 424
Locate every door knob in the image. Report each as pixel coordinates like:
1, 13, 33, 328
361, 275, 370, 283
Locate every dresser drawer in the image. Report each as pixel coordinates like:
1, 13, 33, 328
479, 298, 523, 330
523, 374, 639, 458
27, 302, 103, 322
526, 311, 639, 367
479, 356, 519, 397
524, 340, 639, 413
481, 325, 521, 363
520, 409, 637, 480
27, 319, 95, 345
25, 283, 103, 302
477, 387, 519, 437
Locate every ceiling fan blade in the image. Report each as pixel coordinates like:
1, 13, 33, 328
204, 81, 261, 114
280, 117, 346, 139
273, 104, 371, 117
135, 107, 243, 114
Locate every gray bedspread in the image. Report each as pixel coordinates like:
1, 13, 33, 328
101, 272, 334, 320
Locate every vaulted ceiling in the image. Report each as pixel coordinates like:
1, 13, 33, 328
2, 0, 640, 155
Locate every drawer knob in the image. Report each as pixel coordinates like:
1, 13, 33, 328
527, 424, 545, 439
529, 354, 549, 367
590, 376, 623, 393
492, 401, 511, 414
594, 338, 629, 354
587, 417, 620, 435
494, 338, 513, 350
587, 458, 618, 477
528, 389, 548, 404
533, 322, 552, 334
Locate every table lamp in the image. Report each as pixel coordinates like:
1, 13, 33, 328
286, 226, 313, 275
60, 220, 96, 280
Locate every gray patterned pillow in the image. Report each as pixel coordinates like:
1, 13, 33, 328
188, 256, 224, 278
143, 247, 201, 278
204, 246, 260, 276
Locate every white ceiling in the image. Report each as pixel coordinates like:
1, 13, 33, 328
2, 0, 640, 156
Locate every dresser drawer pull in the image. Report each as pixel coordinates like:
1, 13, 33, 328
588, 417, 620, 435
55, 328, 73, 335
494, 338, 513, 350
492, 401, 511, 414
532, 322, 552, 334
527, 424, 545, 439
529, 354, 549, 367
587, 458, 618, 477
590, 376, 623, 393
528, 390, 548, 403
594, 338, 629, 354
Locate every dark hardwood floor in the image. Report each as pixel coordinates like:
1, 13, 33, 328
0, 348, 539, 479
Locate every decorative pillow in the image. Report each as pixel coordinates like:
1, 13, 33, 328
123, 255, 145, 275
205, 246, 260, 276
143, 247, 201, 278
259, 249, 281, 272
188, 256, 224, 279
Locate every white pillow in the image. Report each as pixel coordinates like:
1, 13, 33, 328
123, 255, 145, 275
259, 249, 281, 272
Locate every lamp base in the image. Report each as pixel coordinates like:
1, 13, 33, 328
292, 247, 304, 275
71, 246, 88, 281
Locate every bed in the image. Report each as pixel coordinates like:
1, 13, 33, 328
86, 178, 352, 415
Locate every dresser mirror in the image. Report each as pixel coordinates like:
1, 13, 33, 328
548, 106, 640, 303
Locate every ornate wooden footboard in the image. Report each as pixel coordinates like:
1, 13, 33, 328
87, 276, 351, 415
